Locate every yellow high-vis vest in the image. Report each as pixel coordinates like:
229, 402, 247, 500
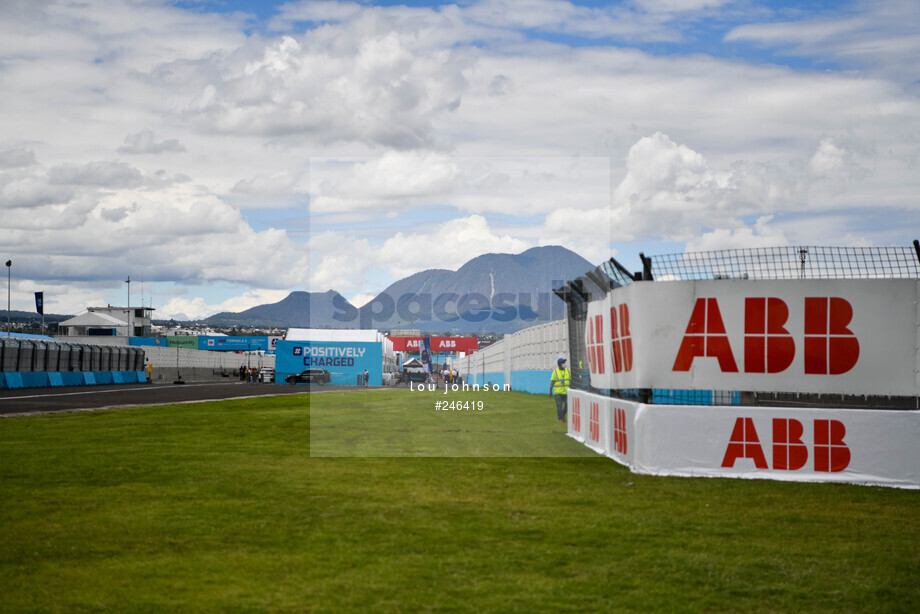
551, 367, 571, 395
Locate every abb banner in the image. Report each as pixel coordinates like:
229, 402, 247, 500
568, 389, 920, 489
388, 337, 479, 353
569, 393, 636, 466
585, 279, 920, 396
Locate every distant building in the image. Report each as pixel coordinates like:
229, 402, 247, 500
165, 327, 224, 337
59, 306, 154, 338
388, 329, 422, 337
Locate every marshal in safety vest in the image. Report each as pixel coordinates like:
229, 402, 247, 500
550, 367, 571, 395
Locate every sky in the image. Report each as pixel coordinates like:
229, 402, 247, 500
1, 0, 919, 320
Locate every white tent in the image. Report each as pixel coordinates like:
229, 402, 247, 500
285, 328, 379, 342
59, 311, 130, 336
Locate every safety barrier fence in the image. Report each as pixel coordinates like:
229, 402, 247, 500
556, 243, 920, 489
0, 337, 146, 389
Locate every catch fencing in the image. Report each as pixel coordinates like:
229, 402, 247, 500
560, 244, 920, 408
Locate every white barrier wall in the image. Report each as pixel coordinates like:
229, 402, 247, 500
142, 346, 274, 371
454, 319, 568, 384
508, 319, 568, 371
569, 389, 920, 489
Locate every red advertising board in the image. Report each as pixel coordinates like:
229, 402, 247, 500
388, 336, 479, 353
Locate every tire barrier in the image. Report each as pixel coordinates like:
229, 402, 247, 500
0, 338, 146, 390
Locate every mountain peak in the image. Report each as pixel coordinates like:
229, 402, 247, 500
357, 245, 594, 333
200, 246, 595, 332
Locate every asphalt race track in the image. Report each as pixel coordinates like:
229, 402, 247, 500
0, 381, 323, 417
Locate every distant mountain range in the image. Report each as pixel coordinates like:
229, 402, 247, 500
200, 290, 348, 329
4, 310, 70, 323
202, 245, 595, 333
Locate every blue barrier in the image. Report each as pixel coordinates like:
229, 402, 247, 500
61, 372, 84, 387
467, 372, 505, 388
510, 369, 552, 394
0, 371, 147, 390
1, 373, 24, 389
20, 373, 48, 388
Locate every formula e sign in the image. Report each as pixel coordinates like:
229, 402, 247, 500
585, 279, 920, 396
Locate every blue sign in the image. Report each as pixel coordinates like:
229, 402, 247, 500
128, 335, 278, 354
198, 336, 269, 352
275, 340, 382, 386
129, 337, 166, 347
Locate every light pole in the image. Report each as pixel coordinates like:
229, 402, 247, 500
5, 260, 10, 338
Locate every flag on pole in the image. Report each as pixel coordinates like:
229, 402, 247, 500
420, 337, 432, 375
34, 291, 43, 315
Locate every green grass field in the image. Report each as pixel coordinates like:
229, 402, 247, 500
1, 389, 918, 613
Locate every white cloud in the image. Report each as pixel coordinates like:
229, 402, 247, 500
606, 132, 788, 240
310, 154, 609, 216
48, 161, 146, 188
232, 171, 301, 197
0, 148, 37, 168
0, 173, 75, 209
267, 1, 365, 31
464, 0, 684, 42
1, 0, 919, 316
685, 215, 789, 252
156, 289, 291, 321
378, 215, 531, 279
305, 214, 537, 297
724, 0, 920, 83
173, 20, 471, 150
310, 152, 463, 212
806, 136, 875, 195
117, 130, 186, 155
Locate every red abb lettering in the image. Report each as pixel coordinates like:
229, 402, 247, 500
804, 298, 860, 374
673, 298, 739, 372
589, 402, 600, 443
586, 314, 605, 374
722, 417, 850, 472
572, 398, 581, 432
613, 407, 627, 454
610, 304, 633, 373
744, 298, 794, 373
773, 418, 807, 470
814, 419, 851, 472
721, 417, 768, 468
674, 297, 859, 375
